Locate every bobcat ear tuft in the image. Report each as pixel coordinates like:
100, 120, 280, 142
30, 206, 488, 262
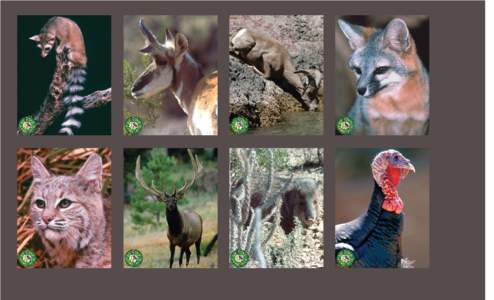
31, 156, 51, 182
338, 19, 367, 50
383, 18, 411, 52
76, 153, 103, 192
174, 33, 189, 57
29, 35, 41, 42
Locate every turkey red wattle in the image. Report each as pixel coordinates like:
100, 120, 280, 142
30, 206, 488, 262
381, 166, 404, 214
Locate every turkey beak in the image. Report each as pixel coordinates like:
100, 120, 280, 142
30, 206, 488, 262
406, 162, 416, 173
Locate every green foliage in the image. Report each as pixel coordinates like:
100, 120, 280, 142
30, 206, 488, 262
230, 148, 289, 182
123, 59, 135, 99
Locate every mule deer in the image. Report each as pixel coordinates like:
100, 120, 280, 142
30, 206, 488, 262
131, 19, 218, 135
135, 149, 203, 268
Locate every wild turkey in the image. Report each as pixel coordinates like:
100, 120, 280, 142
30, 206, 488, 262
335, 149, 415, 268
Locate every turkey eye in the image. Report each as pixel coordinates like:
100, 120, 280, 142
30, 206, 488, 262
353, 67, 362, 75
374, 66, 390, 75
35, 199, 45, 209
58, 199, 72, 209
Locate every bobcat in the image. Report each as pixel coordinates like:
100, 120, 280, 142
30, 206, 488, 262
29, 153, 111, 268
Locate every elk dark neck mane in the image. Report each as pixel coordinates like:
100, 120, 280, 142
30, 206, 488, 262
172, 53, 204, 115
166, 207, 184, 236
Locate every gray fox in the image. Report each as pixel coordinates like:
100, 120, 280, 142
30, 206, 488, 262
30, 16, 88, 135
338, 18, 429, 135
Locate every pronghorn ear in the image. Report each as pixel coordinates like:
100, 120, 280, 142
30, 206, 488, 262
29, 35, 41, 42
174, 33, 189, 57
165, 29, 174, 43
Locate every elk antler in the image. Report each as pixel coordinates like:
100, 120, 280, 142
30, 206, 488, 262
171, 149, 203, 199
135, 155, 163, 198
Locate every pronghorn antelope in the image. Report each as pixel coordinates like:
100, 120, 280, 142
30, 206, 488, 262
135, 149, 203, 268
131, 19, 218, 135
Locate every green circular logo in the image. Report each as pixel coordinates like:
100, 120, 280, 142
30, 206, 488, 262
18, 248, 37, 268
230, 116, 249, 135
230, 249, 249, 268
124, 116, 143, 135
18, 116, 38, 135
336, 249, 356, 268
124, 249, 143, 267
336, 116, 354, 135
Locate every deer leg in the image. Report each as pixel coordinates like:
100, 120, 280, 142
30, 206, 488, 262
179, 248, 185, 267
195, 237, 202, 264
185, 248, 192, 266
169, 244, 175, 269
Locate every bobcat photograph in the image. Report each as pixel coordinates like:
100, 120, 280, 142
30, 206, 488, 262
16, 148, 112, 268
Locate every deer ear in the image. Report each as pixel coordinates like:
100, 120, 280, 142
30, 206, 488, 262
29, 35, 40, 42
31, 156, 51, 183
174, 33, 189, 57
76, 153, 103, 192
382, 18, 411, 52
338, 19, 367, 50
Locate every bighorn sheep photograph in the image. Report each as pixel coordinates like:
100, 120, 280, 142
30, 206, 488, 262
229, 148, 324, 268
124, 148, 218, 268
229, 15, 324, 135
123, 16, 218, 135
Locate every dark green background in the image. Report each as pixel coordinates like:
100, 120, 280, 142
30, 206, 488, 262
17, 15, 111, 135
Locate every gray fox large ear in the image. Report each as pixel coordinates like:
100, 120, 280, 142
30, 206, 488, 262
338, 19, 366, 50
383, 18, 411, 52
29, 35, 41, 42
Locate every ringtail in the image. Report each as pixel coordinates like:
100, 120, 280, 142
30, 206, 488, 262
30, 16, 88, 135
338, 18, 430, 135
29, 153, 111, 268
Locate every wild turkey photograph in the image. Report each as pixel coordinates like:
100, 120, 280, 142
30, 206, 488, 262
335, 148, 429, 268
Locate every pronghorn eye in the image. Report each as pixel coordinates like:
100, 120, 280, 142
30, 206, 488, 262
35, 199, 45, 209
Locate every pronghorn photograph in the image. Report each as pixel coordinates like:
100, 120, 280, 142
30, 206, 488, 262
123, 148, 218, 268
123, 16, 218, 135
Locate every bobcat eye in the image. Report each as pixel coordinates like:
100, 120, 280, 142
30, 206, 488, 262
35, 199, 45, 209
353, 67, 362, 75
374, 66, 390, 75
58, 198, 72, 209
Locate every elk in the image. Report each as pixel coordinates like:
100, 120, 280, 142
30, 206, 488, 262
131, 19, 218, 135
135, 149, 203, 268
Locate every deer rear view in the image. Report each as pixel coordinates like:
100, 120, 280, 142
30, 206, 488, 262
135, 149, 203, 268
131, 19, 218, 135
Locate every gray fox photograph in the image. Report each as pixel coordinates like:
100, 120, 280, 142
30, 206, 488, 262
335, 16, 429, 136
123, 16, 218, 135
123, 148, 218, 268
229, 15, 324, 135
229, 148, 324, 268
16, 148, 112, 268
17, 16, 111, 135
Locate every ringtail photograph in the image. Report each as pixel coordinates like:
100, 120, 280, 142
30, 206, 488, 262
229, 16, 324, 135
16, 148, 112, 268
123, 15, 218, 136
123, 148, 218, 268
335, 148, 429, 268
335, 16, 429, 136
229, 148, 324, 268
17, 16, 111, 135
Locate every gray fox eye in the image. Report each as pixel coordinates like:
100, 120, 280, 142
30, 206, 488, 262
353, 67, 361, 75
374, 66, 390, 75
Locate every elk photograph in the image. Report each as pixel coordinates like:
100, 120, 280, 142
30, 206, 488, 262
123, 15, 218, 135
123, 148, 218, 268
229, 15, 324, 135
229, 148, 324, 268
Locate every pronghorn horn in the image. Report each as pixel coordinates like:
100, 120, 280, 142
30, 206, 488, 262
138, 19, 159, 46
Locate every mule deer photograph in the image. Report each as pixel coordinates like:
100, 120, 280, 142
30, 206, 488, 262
124, 148, 218, 268
123, 16, 218, 135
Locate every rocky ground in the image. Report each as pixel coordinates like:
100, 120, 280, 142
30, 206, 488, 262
229, 15, 324, 129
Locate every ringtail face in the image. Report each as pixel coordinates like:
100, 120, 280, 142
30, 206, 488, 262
338, 18, 414, 98
30, 154, 104, 250
29, 33, 56, 58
